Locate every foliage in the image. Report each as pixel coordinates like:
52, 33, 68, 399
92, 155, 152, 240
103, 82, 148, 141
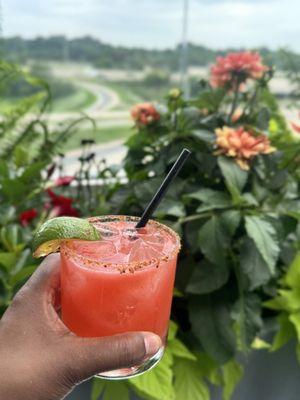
0, 59, 101, 311
0, 53, 300, 400
93, 56, 300, 399
3, 36, 300, 71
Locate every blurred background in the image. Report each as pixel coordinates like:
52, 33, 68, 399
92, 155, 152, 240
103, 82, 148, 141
1, 0, 300, 172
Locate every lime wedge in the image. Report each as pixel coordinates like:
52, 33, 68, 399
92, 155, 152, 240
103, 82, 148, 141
32, 217, 101, 258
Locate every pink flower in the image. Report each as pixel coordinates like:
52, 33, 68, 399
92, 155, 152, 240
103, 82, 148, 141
131, 103, 160, 126
19, 208, 38, 226
210, 52, 268, 90
215, 126, 276, 170
54, 176, 74, 187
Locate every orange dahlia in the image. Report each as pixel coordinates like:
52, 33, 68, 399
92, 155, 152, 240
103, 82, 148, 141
215, 126, 276, 170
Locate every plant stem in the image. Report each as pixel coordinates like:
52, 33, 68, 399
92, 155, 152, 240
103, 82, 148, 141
228, 82, 239, 123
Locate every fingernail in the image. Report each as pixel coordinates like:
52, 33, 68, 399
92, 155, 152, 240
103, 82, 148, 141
143, 333, 162, 356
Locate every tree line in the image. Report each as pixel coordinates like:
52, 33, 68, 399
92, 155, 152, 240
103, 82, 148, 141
1, 35, 299, 71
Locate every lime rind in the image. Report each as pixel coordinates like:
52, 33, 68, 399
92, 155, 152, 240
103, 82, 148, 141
32, 217, 101, 258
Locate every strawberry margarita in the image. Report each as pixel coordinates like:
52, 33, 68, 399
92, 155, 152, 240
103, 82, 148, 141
60, 216, 180, 379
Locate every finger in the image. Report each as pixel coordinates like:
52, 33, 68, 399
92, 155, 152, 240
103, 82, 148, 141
23, 253, 61, 295
64, 332, 162, 382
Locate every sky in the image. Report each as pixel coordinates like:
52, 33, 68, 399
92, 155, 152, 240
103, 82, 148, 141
1, 0, 300, 51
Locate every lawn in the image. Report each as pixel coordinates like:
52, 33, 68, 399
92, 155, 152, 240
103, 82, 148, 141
49, 87, 97, 113
60, 124, 133, 151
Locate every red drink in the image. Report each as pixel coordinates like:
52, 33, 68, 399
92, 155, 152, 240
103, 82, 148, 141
60, 216, 180, 379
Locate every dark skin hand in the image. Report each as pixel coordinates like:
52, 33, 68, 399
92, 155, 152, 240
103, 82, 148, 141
0, 254, 162, 400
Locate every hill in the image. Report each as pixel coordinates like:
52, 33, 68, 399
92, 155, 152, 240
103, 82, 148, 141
1, 36, 300, 71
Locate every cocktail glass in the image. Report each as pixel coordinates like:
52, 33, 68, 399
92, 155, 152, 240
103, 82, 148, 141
60, 215, 180, 379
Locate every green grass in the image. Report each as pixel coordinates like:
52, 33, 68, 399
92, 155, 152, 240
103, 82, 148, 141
50, 87, 97, 113
61, 125, 133, 151
99, 80, 171, 110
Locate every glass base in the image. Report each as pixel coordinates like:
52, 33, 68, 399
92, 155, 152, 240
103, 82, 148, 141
96, 346, 164, 380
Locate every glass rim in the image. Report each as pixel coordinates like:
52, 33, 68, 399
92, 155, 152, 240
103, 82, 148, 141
61, 215, 181, 273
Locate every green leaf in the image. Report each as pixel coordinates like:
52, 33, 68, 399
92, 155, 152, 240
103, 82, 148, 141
264, 289, 300, 312
168, 320, 178, 341
103, 382, 129, 400
222, 360, 243, 400
9, 265, 36, 287
195, 352, 222, 385
91, 379, 106, 400
91, 380, 129, 400
271, 313, 296, 352
221, 210, 241, 237
189, 295, 236, 364
185, 188, 231, 212
289, 312, 300, 342
191, 130, 215, 144
198, 216, 227, 266
0, 252, 17, 271
245, 216, 280, 274
284, 252, 300, 289
174, 359, 209, 400
251, 337, 271, 350
129, 349, 174, 400
186, 260, 229, 295
169, 338, 197, 361
239, 238, 272, 290
218, 156, 248, 201
155, 199, 185, 218
232, 293, 262, 351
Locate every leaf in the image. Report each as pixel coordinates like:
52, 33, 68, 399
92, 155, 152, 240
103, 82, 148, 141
198, 216, 227, 266
186, 260, 229, 295
103, 382, 129, 400
245, 216, 280, 274
91, 379, 106, 400
168, 320, 178, 341
264, 289, 300, 312
191, 130, 215, 144
194, 352, 222, 385
222, 360, 243, 400
232, 293, 263, 351
174, 359, 209, 400
0, 252, 17, 271
271, 313, 296, 352
129, 349, 174, 400
185, 188, 231, 212
91, 379, 129, 400
221, 210, 241, 237
218, 156, 248, 201
189, 295, 236, 364
251, 337, 271, 350
284, 252, 300, 289
155, 199, 185, 218
289, 312, 300, 342
9, 265, 36, 287
239, 238, 272, 290
11, 249, 32, 274
169, 338, 197, 361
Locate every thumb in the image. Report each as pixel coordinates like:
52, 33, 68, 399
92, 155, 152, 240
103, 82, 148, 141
63, 331, 162, 382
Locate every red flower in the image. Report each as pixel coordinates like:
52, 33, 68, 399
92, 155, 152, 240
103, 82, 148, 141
131, 103, 160, 126
19, 208, 38, 226
54, 176, 75, 187
215, 126, 276, 170
210, 51, 268, 91
47, 189, 79, 217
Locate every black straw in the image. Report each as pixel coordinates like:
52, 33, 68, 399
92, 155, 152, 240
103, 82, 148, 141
135, 148, 191, 229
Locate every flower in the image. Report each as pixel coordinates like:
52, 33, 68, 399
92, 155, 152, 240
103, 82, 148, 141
231, 108, 243, 123
54, 176, 74, 187
210, 51, 268, 90
19, 208, 38, 226
215, 126, 276, 170
291, 122, 300, 134
169, 88, 181, 99
131, 103, 160, 126
47, 189, 79, 217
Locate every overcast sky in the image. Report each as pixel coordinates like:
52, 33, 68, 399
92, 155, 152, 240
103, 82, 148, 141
2, 0, 300, 51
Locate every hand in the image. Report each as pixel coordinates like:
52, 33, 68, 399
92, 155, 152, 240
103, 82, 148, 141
0, 254, 161, 400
